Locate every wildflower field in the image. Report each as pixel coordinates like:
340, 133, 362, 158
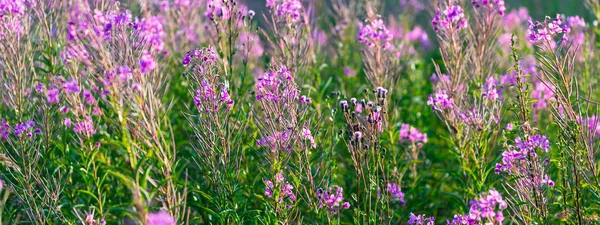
1, 0, 600, 224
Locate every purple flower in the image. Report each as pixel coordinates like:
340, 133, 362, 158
472, 0, 506, 16
14, 121, 35, 137
64, 79, 80, 94
316, 185, 350, 213
358, 17, 394, 51
140, 51, 157, 74
399, 124, 427, 144
146, 210, 176, 225
432, 5, 467, 31
408, 212, 435, 225
386, 183, 405, 205
532, 82, 555, 110
0, 119, 10, 140
427, 89, 454, 110
302, 127, 316, 148
343, 67, 356, 77
527, 14, 570, 45
73, 116, 96, 136
264, 173, 296, 206
266, 0, 305, 24
46, 88, 59, 104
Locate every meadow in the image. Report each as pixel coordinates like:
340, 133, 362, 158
0, 0, 599, 224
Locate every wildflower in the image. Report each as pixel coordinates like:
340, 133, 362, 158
14, 121, 35, 137
386, 183, 406, 205
408, 212, 435, 225
527, 14, 570, 45
316, 186, 350, 213
146, 210, 176, 225
399, 124, 427, 144
482, 77, 502, 101
427, 89, 454, 110
343, 67, 356, 77
502, 7, 529, 31
358, 17, 394, 51
449, 189, 507, 224
64, 79, 80, 94
0, 119, 10, 140
136, 16, 166, 53
264, 173, 296, 207
46, 88, 60, 104
472, 0, 506, 16
302, 127, 316, 148
432, 5, 468, 31
73, 116, 96, 136
140, 51, 157, 74
266, 0, 305, 24
532, 82, 555, 110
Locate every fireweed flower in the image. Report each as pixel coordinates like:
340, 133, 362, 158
408, 212, 435, 225
13, 121, 35, 137
471, 0, 506, 16
495, 132, 554, 187
301, 127, 316, 148
448, 189, 507, 225
482, 77, 503, 101
264, 173, 296, 207
140, 51, 157, 74
73, 116, 96, 137
502, 7, 529, 31
316, 185, 350, 213
386, 183, 405, 205
431, 4, 468, 31
266, 0, 305, 24
0, 0, 34, 39
427, 89, 454, 110
358, 16, 394, 51
146, 210, 176, 225
184, 47, 234, 113
46, 88, 60, 104
64, 79, 80, 94
532, 82, 555, 110
579, 115, 600, 137
527, 14, 570, 45
0, 119, 10, 140
399, 124, 427, 145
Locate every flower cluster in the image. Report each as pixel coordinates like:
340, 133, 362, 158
264, 173, 296, 207
427, 89, 454, 110
472, 0, 506, 16
255, 65, 299, 103
532, 82, 555, 110
0, 119, 10, 140
301, 127, 316, 148
266, 0, 305, 25
502, 7, 529, 31
256, 129, 292, 151
448, 189, 507, 225
316, 186, 350, 213
0, 0, 35, 38
495, 133, 554, 187
146, 210, 176, 225
579, 115, 600, 137
432, 5, 468, 31
14, 121, 37, 138
386, 183, 405, 205
183, 47, 234, 113
527, 14, 570, 45
482, 77, 502, 101
399, 124, 427, 145
408, 213, 435, 225
358, 17, 394, 51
